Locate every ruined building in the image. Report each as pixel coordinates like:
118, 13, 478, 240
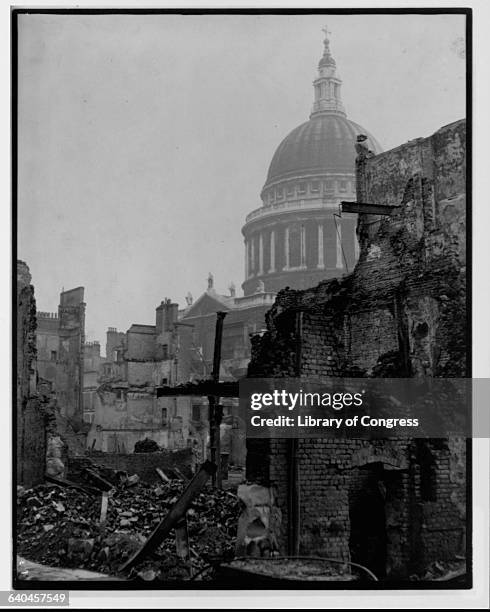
16, 261, 47, 487
242, 29, 381, 295
87, 281, 274, 464
37, 287, 86, 426
17, 269, 89, 483
86, 300, 180, 454
246, 119, 467, 577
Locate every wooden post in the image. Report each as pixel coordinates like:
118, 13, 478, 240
155, 467, 170, 483
99, 491, 109, 526
208, 311, 227, 488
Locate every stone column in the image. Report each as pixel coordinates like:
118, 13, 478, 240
244, 241, 249, 279
284, 226, 290, 270
317, 223, 325, 269
300, 225, 306, 268
269, 230, 276, 272
258, 233, 264, 275
336, 220, 343, 269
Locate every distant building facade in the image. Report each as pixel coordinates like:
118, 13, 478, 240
86, 277, 275, 463
82, 341, 106, 424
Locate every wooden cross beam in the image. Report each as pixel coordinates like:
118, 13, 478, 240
156, 380, 239, 398
341, 201, 401, 216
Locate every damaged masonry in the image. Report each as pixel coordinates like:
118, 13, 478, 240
245, 119, 467, 579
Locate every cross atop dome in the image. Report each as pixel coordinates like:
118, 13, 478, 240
311, 27, 345, 117
322, 25, 331, 46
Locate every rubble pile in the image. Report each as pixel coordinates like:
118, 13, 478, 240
17, 478, 241, 581
410, 558, 467, 582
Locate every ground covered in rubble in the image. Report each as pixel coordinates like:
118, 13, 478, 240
17, 479, 241, 581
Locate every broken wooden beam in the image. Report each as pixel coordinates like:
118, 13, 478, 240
341, 201, 401, 216
155, 467, 171, 483
119, 460, 216, 572
99, 491, 109, 526
82, 467, 114, 492
156, 380, 239, 398
172, 467, 189, 483
45, 475, 97, 497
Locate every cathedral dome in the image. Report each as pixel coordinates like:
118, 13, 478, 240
242, 28, 383, 297
263, 114, 382, 190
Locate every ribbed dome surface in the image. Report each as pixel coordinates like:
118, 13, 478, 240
264, 114, 382, 189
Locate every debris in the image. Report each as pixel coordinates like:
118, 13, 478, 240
411, 559, 467, 582
138, 569, 157, 581
221, 557, 358, 581
119, 460, 216, 572
45, 475, 97, 497
17, 467, 240, 581
17, 556, 123, 581
125, 474, 140, 487
46, 458, 65, 478
235, 484, 281, 557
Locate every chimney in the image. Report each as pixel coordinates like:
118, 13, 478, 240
156, 298, 179, 334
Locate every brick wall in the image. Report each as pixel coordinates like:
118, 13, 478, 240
245, 120, 467, 577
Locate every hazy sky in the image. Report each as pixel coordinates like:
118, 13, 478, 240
17, 12, 466, 350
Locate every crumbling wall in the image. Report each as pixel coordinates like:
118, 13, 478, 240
87, 386, 194, 454
16, 261, 47, 487
57, 287, 85, 425
245, 120, 467, 577
68, 448, 194, 483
